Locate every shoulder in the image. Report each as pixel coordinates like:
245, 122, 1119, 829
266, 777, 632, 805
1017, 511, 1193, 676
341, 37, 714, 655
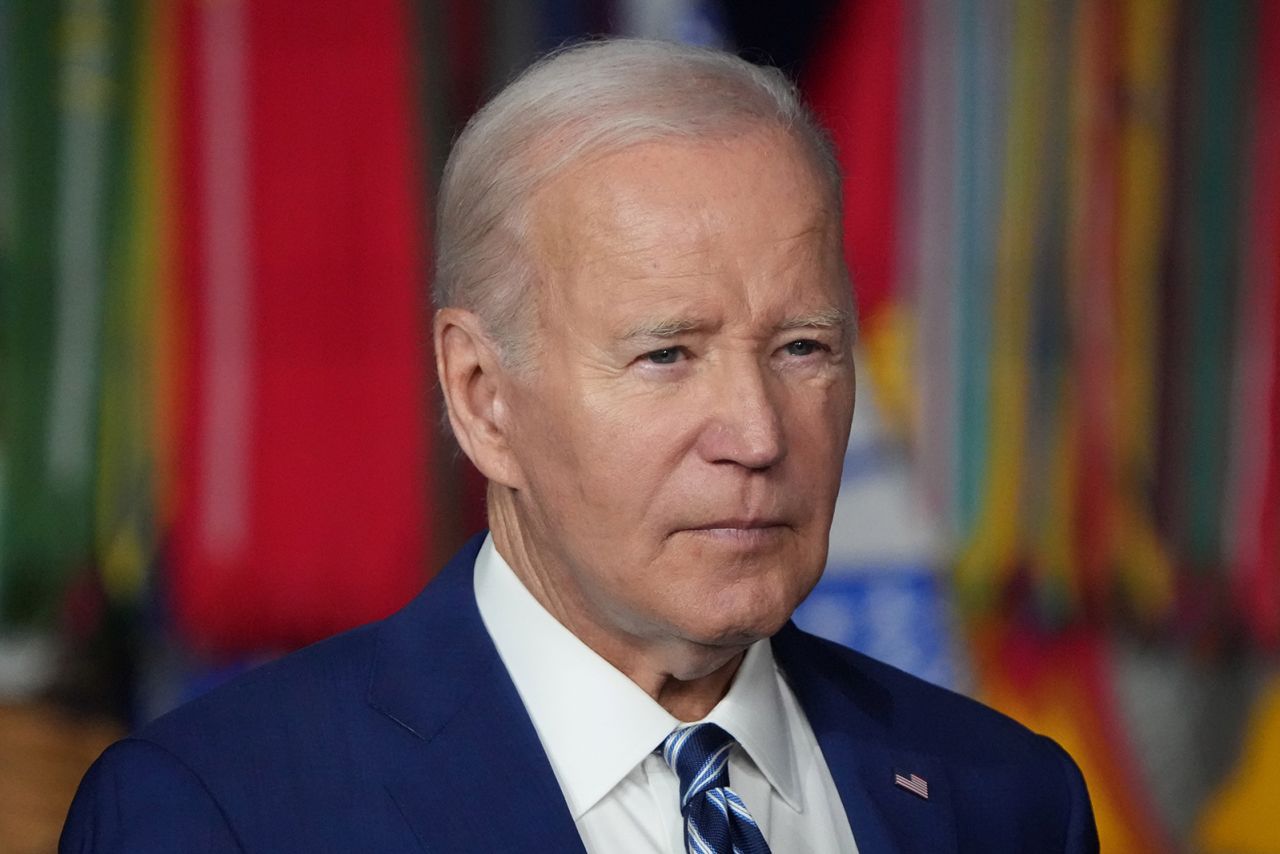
777, 625, 1098, 851
61, 535, 510, 852
138, 620, 382, 758
779, 623, 1057, 760
61, 618, 428, 853
61, 738, 244, 853
136, 531, 488, 760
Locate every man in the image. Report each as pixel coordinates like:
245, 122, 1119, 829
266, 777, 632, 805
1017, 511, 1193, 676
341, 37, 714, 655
63, 39, 1098, 853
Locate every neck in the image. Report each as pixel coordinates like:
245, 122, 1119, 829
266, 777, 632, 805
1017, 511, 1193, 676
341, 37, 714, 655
650, 655, 746, 721
487, 483, 747, 721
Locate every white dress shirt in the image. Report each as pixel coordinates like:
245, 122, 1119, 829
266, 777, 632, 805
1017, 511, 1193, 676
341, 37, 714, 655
474, 535, 859, 853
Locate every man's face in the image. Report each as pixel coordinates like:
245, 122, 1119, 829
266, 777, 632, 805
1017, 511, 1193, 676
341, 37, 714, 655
501, 129, 855, 666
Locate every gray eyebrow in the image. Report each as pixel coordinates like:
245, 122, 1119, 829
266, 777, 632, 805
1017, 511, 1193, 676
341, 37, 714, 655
619, 306, 853, 341
619, 317, 705, 340
777, 307, 852, 331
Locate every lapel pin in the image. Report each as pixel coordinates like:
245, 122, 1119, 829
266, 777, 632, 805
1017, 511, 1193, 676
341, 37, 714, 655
894, 771, 929, 800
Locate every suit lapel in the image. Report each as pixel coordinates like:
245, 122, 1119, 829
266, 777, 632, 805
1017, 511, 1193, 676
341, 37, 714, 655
773, 624, 958, 854
367, 534, 587, 853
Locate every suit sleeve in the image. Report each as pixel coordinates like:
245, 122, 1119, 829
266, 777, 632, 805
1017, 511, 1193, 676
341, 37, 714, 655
1040, 735, 1100, 854
60, 738, 245, 854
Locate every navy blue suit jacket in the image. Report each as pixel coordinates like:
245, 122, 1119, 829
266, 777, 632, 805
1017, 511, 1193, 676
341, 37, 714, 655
62, 534, 1099, 852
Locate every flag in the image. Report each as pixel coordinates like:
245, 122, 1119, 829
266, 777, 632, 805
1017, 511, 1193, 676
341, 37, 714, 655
168, 0, 432, 655
1, 0, 116, 628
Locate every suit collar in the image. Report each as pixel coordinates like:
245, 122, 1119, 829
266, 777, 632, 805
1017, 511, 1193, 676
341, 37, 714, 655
366, 532, 490, 741
773, 623, 958, 854
367, 532, 587, 853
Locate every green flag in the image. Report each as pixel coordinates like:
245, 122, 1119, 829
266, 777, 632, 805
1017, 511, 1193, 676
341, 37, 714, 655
0, 0, 123, 627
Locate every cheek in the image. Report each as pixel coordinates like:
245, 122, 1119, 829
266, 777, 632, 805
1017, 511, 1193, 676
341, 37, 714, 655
786, 377, 852, 448
577, 384, 701, 478
517, 391, 678, 531
779, 388, 852, 520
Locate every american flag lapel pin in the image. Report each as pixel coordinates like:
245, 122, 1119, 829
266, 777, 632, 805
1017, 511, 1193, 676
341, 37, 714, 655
894, 771, 929, 800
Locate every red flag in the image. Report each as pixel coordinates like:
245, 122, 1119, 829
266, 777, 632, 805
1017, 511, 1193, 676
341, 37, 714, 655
1231, 0, 1280, 648
170, 0, 431, 655
803, 0, 905, 327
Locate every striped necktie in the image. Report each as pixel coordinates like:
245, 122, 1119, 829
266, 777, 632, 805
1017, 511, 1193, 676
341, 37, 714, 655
660, 723, 772, 854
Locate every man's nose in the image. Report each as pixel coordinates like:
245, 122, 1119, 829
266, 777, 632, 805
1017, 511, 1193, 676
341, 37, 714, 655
696, 358, 786, 470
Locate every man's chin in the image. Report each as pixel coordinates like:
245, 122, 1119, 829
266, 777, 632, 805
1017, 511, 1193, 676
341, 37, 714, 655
657, 639, 754, 683
656, 610, 792, 682
677, 608, 792, 651
683, 573, 817, 641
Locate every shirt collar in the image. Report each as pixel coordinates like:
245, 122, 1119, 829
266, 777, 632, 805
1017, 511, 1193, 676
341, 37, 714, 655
705, 635, 803, 812
473, 534, 802, 818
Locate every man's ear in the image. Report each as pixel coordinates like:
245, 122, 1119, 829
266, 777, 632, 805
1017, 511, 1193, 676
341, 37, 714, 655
433, 308, 525, 489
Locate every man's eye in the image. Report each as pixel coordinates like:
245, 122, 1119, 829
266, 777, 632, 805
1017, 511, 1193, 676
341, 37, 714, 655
645, 347, 683, 365
784, 339, 822, 357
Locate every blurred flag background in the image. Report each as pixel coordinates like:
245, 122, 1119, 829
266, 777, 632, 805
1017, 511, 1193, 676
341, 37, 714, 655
2, 1, 1278, 851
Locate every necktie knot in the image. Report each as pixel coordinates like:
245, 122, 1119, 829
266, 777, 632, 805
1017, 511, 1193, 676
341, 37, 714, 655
659, 723, 772, 854
661, 723, 735, 810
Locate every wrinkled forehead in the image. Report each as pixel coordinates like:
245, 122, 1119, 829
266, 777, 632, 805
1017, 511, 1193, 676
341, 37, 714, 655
524, 128, 842, 281
509, 109, 836, 217
516, 130, 850, 343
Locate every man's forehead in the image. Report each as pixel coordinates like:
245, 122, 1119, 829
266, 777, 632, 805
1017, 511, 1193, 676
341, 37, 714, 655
570, 218, 836, 282
528, 131, 837, 246
518, 129, 846, 343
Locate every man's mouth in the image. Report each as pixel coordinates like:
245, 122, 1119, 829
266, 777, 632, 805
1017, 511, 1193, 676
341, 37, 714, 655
684, 517, 786, 531
676, 519, 791, 545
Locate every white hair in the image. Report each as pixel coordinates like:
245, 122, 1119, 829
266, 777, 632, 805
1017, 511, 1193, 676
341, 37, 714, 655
433, 38, 843, 368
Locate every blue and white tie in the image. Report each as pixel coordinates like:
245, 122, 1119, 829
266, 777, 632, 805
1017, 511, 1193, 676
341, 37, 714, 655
660, 723, 772, 854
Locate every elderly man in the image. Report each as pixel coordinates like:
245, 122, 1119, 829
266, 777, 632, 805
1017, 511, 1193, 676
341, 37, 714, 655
63, 39, 1098, 853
